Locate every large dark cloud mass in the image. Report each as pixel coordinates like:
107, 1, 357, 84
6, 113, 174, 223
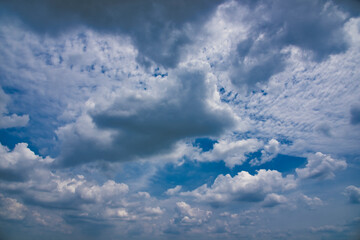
57, 70, 236, 167
0, 0, 224, 68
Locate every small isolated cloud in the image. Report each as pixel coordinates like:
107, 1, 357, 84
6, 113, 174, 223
296, 152, 347, 180
344, 185, 360, 204
199, 138, 262, 168
181, 170, 296, 204
0, 88, 29, 129
250, 139, 280, 166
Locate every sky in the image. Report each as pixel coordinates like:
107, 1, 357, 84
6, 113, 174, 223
0, 0, 360, 239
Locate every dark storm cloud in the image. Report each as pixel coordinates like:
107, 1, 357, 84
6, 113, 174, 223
57, 70, 236, 167
0, 0, 223, 68
231, 0, 350, 87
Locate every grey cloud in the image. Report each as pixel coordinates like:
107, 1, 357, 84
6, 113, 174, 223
0, 0, 223, 68
57, 70, 236, 167
231, 0, 350, 87
344, 185, 360, 204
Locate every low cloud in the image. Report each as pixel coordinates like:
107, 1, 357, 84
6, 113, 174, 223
181, 169, 296, 204
296, 152, 347, 180
344, 185, 360, 204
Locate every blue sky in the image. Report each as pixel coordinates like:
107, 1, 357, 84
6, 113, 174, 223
0, 0, 360, 239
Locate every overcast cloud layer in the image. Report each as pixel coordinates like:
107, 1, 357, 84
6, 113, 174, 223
0, 0, 360, 239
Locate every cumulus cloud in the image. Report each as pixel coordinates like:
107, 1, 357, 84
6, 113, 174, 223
0, 142, 53, 181
262, 193, 287, 208
57, 68, 237, 166
299, 194, 323, 209
296, 152, 347, 180
250, 139, 280, 166
0, 87, 28, 129
344, 185, 360, 204
166, 185, 182, 196
181, 170, 296, 204
198, 138, 262, 168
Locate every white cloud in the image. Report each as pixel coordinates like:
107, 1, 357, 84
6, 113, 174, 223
198, 138, 263, 168
299, 194, 324, 209
296, 152, 347, 180
344, 185, 360, 204
250, 139, 280, 166
181, 170, 296, 203
165, 185, 182, 196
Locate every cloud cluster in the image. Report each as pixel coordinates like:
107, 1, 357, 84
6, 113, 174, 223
182, 169, 296, 204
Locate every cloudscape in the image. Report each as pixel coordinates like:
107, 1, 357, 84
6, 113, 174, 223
0, 0, 359, 239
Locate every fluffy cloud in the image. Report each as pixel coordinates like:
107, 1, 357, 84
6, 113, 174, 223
344, 185, 360, 204
0, 88, 28, 129
57, 68, 237, 166
296, 152, 347, 180
250, 139, 280, 166
0, 142, 53, 181
198, 138, 262, 168
181, 170, 296, 204
262, 193, 287, 208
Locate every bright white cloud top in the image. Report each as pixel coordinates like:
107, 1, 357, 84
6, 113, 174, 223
0, 0, 359, 239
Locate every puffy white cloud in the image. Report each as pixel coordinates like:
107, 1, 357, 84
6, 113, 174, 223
181, 170, 296, 203
250, 139, 280, 166
0, 88, 28, 129
0, 194, 27, 220
198, 138, 263, 168
296, 152, 347, 180
344, 185, 360, 204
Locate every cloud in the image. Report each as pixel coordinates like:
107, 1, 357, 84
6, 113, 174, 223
298, 194, 323, 209
250, 139, 280, 166
166, 185, 182, 196
295, 152, 347, 180
181, 169, 296, 204
262, 193, 287, 208
230, 0, 349, 87
0, 0, 224, 68
344, 185, 360, 204
173, 201, 212, 225
0, 194, 27, 220
0, 142, 53, 181
198, 138, 262, 168
0, 87, 29, 129
56, 68, 237, 166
